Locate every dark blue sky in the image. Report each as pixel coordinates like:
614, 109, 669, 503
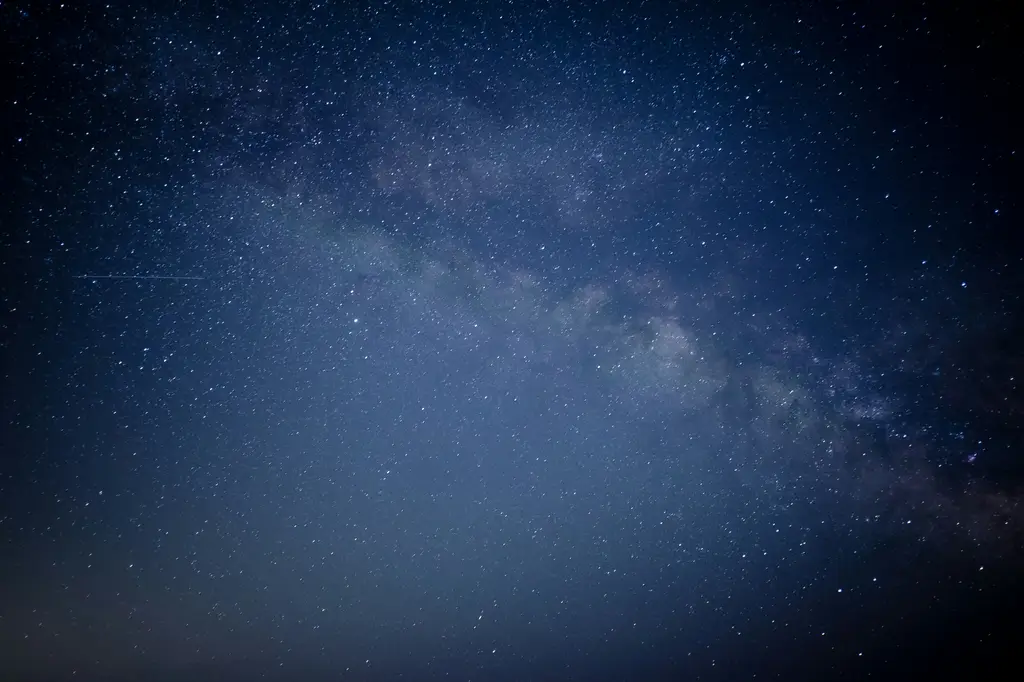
2, 1, 1020, 680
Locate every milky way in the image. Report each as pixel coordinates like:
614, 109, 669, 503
2, 2, 1020, 680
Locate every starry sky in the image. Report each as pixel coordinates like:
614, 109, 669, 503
1, 1, 1021, 680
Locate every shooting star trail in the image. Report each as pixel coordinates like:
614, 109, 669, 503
74, 275, 206, 281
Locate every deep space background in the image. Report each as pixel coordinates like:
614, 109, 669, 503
1, 1, 1021, 680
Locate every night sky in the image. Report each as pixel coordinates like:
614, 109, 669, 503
2, 1, 1021, 680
